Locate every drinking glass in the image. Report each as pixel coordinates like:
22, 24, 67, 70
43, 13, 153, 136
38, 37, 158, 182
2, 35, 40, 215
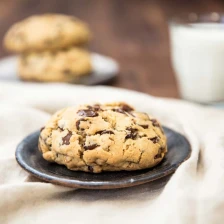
169, 12, 224, 104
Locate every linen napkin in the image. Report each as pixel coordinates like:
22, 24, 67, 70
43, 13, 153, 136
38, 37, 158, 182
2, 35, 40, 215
0, 81, 224, 224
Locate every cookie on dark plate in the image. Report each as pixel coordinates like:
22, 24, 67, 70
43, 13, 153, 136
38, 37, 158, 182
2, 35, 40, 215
39, 102, 167, 173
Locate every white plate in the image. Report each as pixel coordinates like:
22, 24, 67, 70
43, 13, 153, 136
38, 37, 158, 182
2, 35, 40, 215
0, 53, 119, 85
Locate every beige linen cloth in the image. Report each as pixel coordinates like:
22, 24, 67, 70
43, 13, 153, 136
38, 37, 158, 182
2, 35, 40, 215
0, 82, 224, 224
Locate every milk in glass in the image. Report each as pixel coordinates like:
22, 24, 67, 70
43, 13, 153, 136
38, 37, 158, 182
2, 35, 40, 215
170, 23, 224, 103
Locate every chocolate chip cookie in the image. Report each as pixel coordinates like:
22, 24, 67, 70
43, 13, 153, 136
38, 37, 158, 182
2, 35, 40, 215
38, 102, 167, 173
4, 14, 91, 53
18, 47, 92, 82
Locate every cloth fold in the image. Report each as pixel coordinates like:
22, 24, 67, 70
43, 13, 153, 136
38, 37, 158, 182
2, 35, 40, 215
0, 82, 224, 224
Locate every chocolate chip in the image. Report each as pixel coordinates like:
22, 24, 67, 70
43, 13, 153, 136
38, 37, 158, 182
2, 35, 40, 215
126, 127, 137, 131
125, 133, 136, 139
87, 104, 102, 112
76, 118, 86, 130
96, 130, 114, 135
154, 148, 163, 159
88, 166, 94, 173
120, 104, 134, 112
139, 124, 149, 129
112, 105, 134, 117
59, 127, 64, 131
40, 127, 45, 132
127, 111, 135, 117
84, 144, 99, 150
151, 119, 160, 127
94, 104, 100, 107
149, 136, 159, 144
93, 104, 102, 111
77, 109, 98, 117
125, 127, 138, 140
154, 153, 162, 159
112, 108, 126, 115
62, 131, 72, 145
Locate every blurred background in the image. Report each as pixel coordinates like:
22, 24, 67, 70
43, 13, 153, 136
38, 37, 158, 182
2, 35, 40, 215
0, 0, 223, 98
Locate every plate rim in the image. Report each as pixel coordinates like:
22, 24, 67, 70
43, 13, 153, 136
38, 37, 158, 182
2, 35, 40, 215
15, 127, 191, 189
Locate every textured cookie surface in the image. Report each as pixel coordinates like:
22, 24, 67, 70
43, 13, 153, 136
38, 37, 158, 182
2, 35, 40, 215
18, 47, 92, 82
4, 14, 91, 52
38, 102, 167, 173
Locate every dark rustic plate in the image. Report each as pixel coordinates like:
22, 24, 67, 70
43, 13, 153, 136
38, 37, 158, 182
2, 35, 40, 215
15, 127, 191, 189
0, 53, 119, 85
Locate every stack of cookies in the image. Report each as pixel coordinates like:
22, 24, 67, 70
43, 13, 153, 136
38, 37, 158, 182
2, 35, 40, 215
4, 14, 92, 82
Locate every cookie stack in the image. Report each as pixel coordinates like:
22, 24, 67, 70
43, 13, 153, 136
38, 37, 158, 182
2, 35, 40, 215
4, 14, 92, 82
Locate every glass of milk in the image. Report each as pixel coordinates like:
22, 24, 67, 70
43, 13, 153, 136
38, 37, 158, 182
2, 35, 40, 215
169, 13, 224, 103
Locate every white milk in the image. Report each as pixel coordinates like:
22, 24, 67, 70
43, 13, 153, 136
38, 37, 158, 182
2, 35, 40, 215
170, 23, 224, 103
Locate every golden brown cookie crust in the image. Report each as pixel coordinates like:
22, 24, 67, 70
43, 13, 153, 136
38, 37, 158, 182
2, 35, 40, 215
18, 47, 92, 82
39, 102, 167, 173
4, 14, 91, 53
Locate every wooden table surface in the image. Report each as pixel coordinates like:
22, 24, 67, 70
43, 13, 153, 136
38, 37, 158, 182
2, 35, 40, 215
0, 0, 223, 98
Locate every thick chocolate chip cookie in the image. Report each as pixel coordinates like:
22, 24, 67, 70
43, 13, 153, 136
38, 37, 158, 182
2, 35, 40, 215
4, 14, 91, 53
18, 47, 92, 82
38, 102, 167, 173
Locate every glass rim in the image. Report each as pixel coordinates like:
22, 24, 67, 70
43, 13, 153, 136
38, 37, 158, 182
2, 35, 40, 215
169, 12, 224, 26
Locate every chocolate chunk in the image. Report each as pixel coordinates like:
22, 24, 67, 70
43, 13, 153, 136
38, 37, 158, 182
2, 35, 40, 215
127, 111, 135, 117
84, 144, 99, 150
120, 104, 134, 112
125, 127, 138, 140
112, 105, 134, 117
139, 124, 149, 129
40, 127, 45, 132
154, 154, 162, 159
87, 104, 102, 112
125, 133, 136, 139
62, 131, 72, 145
149, 136, 159, 144
154, 148, 163, 159
96, 130, 114, 135
112, 108, 126, 115
76, 118, 86, 130
151, 119, 160, 127
154, 153, 162, 159
126, 127, 137, 131
88, 166, 94, 173
93, 104, 102, 111
77, 109, 98, 117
